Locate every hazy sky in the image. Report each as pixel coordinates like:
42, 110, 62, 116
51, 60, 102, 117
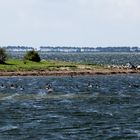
0, 0, 140, 48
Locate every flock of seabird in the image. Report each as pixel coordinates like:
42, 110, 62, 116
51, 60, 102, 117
0, 84, 24, 90
0, 80, 139, 94
0, 83, 54, 93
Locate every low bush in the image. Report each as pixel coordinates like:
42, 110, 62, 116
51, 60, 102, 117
24, 50, 41, 62
0, 48, 7, 64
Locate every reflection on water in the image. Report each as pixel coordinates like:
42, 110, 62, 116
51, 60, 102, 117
0, 75, 140, 140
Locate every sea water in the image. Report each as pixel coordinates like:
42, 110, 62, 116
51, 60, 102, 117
0, 75, 140, 140
10, 52, 140, 65
40, 52, 140, 65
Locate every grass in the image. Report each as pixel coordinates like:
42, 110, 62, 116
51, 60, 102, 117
0, 59, 78, 72
0, 59, 106, 72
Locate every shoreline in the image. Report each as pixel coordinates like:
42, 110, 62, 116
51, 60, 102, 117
0, 59, 139, 77
0, 69, 140, 76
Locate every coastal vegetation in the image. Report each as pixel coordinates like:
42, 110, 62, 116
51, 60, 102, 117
24, 50, 41, 62
0, 49, 105, 73
0, 58, 139, 77
0, 48, 7, 64
0, 59, 79, 72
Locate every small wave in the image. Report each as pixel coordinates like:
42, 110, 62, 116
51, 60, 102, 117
0, 125, 18, 132
129, 129, 140, 137
59, 99, 72, 103
35, 91, 48, 99
0, 93, 19, 101
90, 92, 100, 97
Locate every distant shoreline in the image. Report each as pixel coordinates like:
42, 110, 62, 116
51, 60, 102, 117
0, 69, 139, 77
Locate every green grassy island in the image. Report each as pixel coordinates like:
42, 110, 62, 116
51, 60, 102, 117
0, 59, 139, 76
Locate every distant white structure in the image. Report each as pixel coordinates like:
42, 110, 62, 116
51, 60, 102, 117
40, 46, 98, 52
39, 46, 140, 52
1, 46, 140, 53
3, 46, 34, 52
40, 46, 81, 52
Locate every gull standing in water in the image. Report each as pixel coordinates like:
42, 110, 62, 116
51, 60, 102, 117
88, 82, 93, 88
19, 85, 24, 91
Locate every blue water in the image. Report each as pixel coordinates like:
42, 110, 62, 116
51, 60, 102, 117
9, 52, 140, 65
40, 52, 140, 65
10, 52, 140, 65
0, 75, 140, 139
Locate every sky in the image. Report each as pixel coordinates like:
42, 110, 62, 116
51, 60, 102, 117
0, 0, 140, 48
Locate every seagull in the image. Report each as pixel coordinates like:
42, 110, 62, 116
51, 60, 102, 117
19, 86, 24, 91
88, 82, 93, 88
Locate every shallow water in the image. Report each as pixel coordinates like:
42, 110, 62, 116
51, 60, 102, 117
0, 75, 140, 140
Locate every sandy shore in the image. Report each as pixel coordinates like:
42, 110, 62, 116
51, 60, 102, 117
0, 69, 140, 76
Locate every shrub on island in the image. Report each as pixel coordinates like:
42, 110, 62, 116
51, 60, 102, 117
0, 48, 7, 64
24, 50, 41, 62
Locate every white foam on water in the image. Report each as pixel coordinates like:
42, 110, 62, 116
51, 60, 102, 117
90, 92, 100, 97
59, 99, 72, 103
35, 90, 48, 99
0, 93, 19, 101
129, 129, 140, 137
0, 125, 18, 132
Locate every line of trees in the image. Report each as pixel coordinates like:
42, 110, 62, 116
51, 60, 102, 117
0, 48, 41, 64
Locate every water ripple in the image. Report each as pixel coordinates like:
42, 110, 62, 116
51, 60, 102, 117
0, 74, 139, 139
